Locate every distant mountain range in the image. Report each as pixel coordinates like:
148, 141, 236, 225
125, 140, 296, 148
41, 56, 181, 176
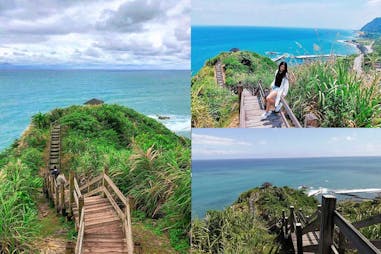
361, 17, 381, 34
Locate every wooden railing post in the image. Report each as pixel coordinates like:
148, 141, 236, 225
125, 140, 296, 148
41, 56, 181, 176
289, 206, 295, 232
296, 223, 303, 254
55, 181, 59, 212
50, 176, 54, 200
79, 196, 84, 220
237, 82, 243, 114
319, 195, 336, 254
285, 217, 289, 238
69, 171, 74, 217
102, 166, 108, 197
125, 199, 134, 254
60, 184, 65, 215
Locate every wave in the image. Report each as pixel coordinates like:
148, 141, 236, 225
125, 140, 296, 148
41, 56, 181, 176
305, 187, 381, 197
147, 114, 191, 134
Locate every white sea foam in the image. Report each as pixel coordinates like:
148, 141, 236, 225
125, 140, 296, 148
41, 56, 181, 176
307, 187, 381, 197
148, 114, 191, 134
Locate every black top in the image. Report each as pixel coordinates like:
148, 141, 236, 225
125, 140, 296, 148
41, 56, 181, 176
274, 71, 284, 87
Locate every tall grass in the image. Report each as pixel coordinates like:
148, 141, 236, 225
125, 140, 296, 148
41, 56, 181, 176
287, 59, 381, 127
191, 186, 317, 254
0, 160, 42, 253
191, 66, 238, 128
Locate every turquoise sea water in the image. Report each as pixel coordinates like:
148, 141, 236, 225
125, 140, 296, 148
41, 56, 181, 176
192, 157, 381, 218
0, 70, 190, 151
192, 26, 359, 74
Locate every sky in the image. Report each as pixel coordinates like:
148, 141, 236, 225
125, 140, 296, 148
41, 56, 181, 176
192, 129, 381, 160
192, 0, 381, 29
0, 0, 190, 69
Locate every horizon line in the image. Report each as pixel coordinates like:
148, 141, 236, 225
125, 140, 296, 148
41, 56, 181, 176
0, 68, 190, 71
193, 155, 381, 161
191, 24, 359, 31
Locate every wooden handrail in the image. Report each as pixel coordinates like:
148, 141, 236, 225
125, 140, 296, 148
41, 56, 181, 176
239, 85, 246, 128
280, 97, 302, 128
80, 174, 103, 192
103, 174, 128, 207
103, 173, 134, 253
353, 214, 381, 229
333, 211, 380, 254
75, 207, 85, 254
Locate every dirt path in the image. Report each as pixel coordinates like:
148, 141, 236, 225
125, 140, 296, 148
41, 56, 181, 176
33, 192, 74, 254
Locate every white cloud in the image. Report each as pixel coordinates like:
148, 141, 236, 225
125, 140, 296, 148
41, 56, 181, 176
0, 0, 190, 69
192, 133, 251, 146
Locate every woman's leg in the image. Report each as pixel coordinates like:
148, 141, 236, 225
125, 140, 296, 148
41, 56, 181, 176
266, 90, 278, 112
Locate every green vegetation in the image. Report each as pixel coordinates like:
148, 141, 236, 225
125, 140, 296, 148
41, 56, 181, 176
0, 104, 190, 253
191, 51, 277, 127
191, 185, 317, 253
364, 38, 381, 72
287, 59, 381, 127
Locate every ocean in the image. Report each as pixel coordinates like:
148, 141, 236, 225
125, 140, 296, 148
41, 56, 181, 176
192, 26, 359, 74
192, 157, 381, 218
0, 70, 190, 151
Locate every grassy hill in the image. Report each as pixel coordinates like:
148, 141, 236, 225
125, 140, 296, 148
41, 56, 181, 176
0, 104, 190, 253
192, 185, 381, 253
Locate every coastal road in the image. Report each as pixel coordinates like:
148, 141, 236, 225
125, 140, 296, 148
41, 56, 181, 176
353, 53, 364, 75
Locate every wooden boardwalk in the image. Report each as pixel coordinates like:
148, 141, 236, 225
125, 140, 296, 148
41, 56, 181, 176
44, 124, 134, 254
290, 231, 319, 254
240, 88, 284, 128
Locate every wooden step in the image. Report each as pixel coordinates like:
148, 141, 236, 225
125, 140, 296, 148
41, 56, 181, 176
83, 249, 127, 254
84, 238, 125, 243
85, 234, 124, 239
85, 214, 117, 223
86, 220, 121, 231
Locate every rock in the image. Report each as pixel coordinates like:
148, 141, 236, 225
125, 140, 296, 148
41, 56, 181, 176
158, 115, 170, 120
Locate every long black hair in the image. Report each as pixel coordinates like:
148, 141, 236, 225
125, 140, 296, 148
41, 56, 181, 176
277, 61, 288, 78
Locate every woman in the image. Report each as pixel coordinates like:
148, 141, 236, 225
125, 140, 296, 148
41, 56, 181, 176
261, 61, 289, 119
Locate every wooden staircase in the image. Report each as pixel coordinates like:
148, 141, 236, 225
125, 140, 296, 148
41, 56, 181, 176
73, 195, 128, 253
49, 125, 61, 170
44, 124, 134, 254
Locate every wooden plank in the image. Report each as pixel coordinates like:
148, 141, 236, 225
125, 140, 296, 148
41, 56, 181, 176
74, 178, 82, 198
353, 214, 381, 229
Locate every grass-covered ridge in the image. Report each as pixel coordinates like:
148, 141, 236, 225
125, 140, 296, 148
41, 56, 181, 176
191, 51, 277, 128
191, 185, 318, 253
0, 104, 191, 253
